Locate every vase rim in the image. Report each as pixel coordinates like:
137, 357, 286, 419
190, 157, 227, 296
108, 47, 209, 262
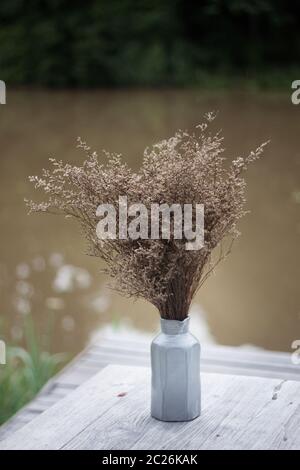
160, 316, 190, 334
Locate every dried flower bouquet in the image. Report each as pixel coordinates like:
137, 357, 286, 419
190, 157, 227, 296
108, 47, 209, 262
26, 114, 267, 321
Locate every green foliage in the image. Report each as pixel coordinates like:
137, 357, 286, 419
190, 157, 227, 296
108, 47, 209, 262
0, 1, 299, 87
0, 318, 66, 425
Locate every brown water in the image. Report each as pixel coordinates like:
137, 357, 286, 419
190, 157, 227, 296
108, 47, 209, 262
0, 89, 299, 354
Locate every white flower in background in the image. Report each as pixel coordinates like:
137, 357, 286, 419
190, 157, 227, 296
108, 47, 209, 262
14, 297, 31, 315
90, 293, 111, 313
53, 265, 91, 293
16, 263, 30, 279
15, 280, 34, 297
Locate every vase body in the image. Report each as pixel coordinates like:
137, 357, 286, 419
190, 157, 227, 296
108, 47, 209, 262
151, 317, 201, 422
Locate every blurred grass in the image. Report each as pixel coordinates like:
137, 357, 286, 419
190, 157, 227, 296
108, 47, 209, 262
0, 317, 66, 426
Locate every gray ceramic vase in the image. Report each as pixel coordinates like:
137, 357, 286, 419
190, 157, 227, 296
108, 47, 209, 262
151, 316, 201, 422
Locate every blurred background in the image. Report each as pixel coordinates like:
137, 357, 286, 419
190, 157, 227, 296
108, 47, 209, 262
0, 1, 300, 422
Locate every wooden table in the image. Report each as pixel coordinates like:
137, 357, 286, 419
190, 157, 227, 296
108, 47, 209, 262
0, 365, 299, 450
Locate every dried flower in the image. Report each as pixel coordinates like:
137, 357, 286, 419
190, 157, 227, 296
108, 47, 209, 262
26, 115, 268, 320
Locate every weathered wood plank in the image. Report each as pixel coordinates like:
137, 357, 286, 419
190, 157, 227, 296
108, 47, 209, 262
92, 337, 296, 367
0, 365, 299, 450
89, 338, 300, 379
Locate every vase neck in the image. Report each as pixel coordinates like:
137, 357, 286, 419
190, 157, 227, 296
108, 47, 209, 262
160, 317, 190, 335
